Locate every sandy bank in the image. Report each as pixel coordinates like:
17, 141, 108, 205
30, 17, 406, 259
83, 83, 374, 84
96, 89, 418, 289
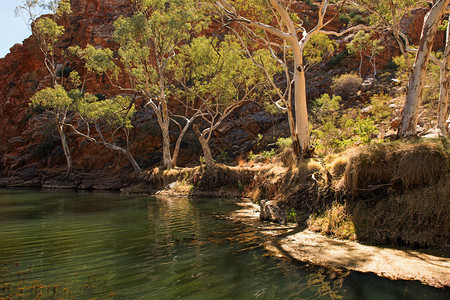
229, 201, 450, 289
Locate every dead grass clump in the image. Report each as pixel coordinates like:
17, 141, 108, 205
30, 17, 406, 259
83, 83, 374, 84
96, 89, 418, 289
194, 164, 253, 190
344, 143, 399, 195
343, 142, 447, 196
392, 144, 447, 190
350, 176, 449, 249
308, 202, 357, 241
145, 167, 198, 189
285, 159, 323, 188
244, 165, 286, 202
330, 156, 349, 179
281, 160, 336, 220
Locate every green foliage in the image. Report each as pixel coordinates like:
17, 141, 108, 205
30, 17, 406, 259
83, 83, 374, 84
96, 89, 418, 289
19, 0, 71, 57
345, 5, 370, 26
238, 180, 245, 193
77, 95, 136, 129
331, 73, 362, 100
346, 30, 384, 75
353, 118, 378, 145
393, 53, 440, 108
33, 17, 65, 55
261, 148, 276, 161
311, 93, 383, 154
68, 71, 81, 87
303, 33, 336, 67
392, 54, 414, 86
338, 13, 351, 25
355, 0, 425, 25
247, 151, 256, 161
216, 149, 230, 164
326, 50, 349, 67
172, 35, 278, 108
438, 19, 449, 31
370, 93, 392, 123
30, 85, 72, 111
276, 137, 292, 150
312, 94, 341, 119
110, 0, 209, 96
287, 207, 297, 223
70, 45, 117, 76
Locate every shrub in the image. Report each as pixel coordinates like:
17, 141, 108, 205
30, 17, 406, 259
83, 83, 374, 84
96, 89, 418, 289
261, 148, 276, 162
307, 202, 356, 240
276, 137, 292, 150
331, 73, 362, 100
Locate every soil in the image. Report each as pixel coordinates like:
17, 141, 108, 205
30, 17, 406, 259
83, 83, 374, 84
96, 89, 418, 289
228, 200, 450, 289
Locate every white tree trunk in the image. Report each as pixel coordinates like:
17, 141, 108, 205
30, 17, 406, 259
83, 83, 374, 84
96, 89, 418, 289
399, 0, 450, 137
56, 117, 73, 176
438, 14, 449, 135
124, 148, 141, 175
171, 116, 196, 167
294, 65, 311, 154
193, 125, 214, 168
161, 119, 172, 169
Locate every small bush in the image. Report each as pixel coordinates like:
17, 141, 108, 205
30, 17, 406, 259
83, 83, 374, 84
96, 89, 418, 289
308, 202, 356, 240
216, 148, 229, 164
276, 137, 292, 150
326, 50, 349, 67
261, 148, 276, 162
331, 73, 362, 100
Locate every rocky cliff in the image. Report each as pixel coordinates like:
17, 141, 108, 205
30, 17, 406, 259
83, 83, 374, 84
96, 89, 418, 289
0, 0, 446, 188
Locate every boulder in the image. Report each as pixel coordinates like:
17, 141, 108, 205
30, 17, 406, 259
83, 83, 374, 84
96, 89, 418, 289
260, 200, 286, 224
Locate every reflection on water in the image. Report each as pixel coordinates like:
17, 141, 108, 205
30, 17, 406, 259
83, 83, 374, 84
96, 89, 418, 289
0, 189, 448, 299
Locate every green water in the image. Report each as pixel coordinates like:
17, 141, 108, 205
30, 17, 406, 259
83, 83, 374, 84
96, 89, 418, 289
0, 189, 448, 299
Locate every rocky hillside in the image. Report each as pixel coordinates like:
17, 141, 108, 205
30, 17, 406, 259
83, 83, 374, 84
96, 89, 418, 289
0, 0, 445, 187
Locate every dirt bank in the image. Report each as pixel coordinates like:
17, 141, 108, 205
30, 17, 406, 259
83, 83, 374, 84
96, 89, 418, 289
229, 201, 450, 289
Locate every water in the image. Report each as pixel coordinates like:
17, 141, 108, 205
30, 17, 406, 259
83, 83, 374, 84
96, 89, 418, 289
0, 189, 448, 299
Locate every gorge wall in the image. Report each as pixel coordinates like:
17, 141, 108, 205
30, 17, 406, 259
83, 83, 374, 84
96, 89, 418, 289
0, 0, 446, 185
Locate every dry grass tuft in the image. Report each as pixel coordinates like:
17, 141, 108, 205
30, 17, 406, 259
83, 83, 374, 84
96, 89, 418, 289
308, 202, 357, 240
343, 142, 447, 196
330, 156, 349, 179
350, 175, 449, 249
393, 144, 447, 190
194, 164, 254, 190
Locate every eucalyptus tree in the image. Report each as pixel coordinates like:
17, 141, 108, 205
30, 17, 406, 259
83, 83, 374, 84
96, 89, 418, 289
19, 0, 73, 175
103, 0, 210, 169
353, 0, 425, 71
216, 0, 366, 157
436, 15, 449, 135
354, 0, 450, 136
29, 85, 73, 175
172, 36, 279, 167
68, 92, 142, 175
17, 0, 71, 87
399, 0, 450, 137
346, 30, 384, 77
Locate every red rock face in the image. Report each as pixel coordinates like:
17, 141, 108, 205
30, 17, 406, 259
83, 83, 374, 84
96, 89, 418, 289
0, 39, 43, 146
0, 1, 447, 178
0, 0, 135, 176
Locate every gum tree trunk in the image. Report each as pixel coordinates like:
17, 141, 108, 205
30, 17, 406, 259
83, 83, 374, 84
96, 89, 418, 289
399, 0, 450, 137
193, 125, 214, 168
438, 14, 449, 135
56, 116, 73, 176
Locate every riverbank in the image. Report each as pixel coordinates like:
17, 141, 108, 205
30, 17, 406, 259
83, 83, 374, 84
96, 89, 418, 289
228, 201, 450, 289
1, 140, 448, 288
